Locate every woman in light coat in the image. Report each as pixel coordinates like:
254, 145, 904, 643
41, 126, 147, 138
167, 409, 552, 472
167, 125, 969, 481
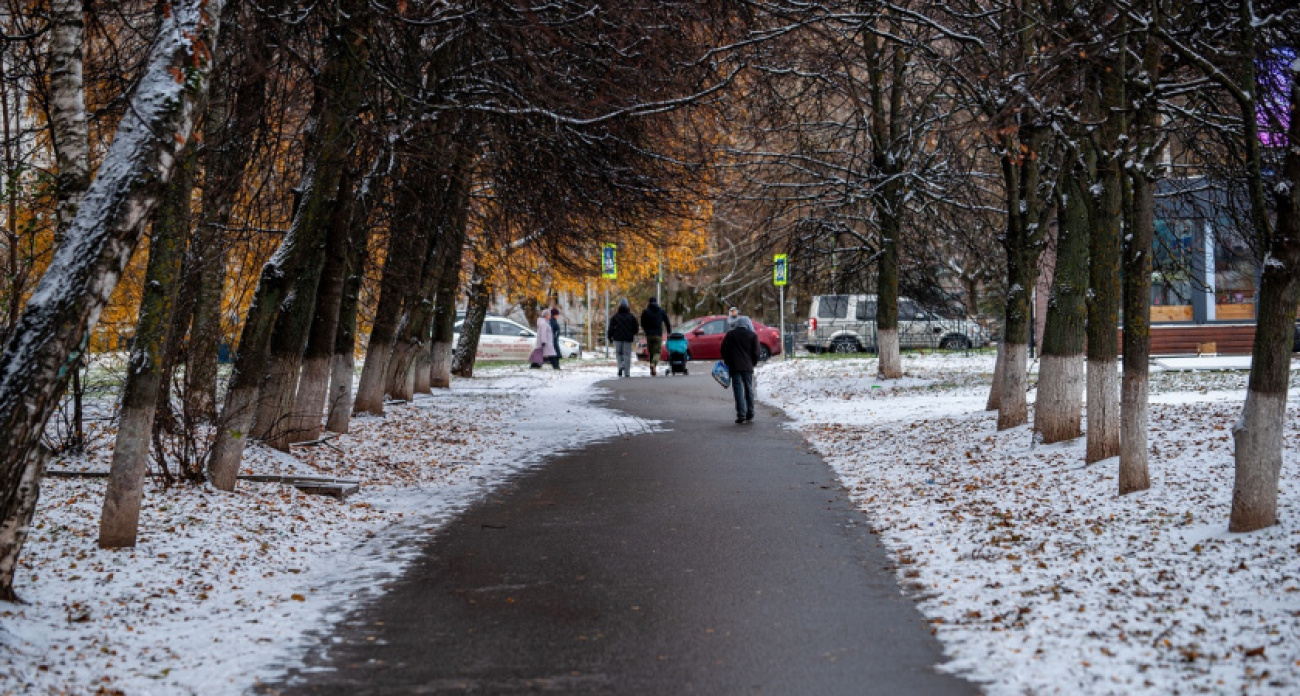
533, 313, 557, 369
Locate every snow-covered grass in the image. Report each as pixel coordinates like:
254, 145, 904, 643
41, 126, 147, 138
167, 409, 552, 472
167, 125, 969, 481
0, 363, 648, 696
8, 351, 1297, 695
758, 353, 1300, 696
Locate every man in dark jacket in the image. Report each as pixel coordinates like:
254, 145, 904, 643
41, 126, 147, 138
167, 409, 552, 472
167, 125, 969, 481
640, 297, 672, 376
607, 298, 639, 377
720, 316, 760, 424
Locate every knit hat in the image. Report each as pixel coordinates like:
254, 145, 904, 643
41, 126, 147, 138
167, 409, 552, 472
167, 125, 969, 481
618, 298, 630, 309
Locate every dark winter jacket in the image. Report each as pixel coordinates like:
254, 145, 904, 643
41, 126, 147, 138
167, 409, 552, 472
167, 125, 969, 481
640, 301, 672, 337
720, 321, 761, 373
607, 308, 640, 342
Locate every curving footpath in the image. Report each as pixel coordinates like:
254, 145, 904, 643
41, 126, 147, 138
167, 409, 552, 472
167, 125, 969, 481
263, 369, 979, 695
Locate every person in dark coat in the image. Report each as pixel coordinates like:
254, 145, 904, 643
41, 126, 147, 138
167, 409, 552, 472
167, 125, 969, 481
546, 308, 562, 369
607, 298, 640, 377
640, 297, 672, 376
720, 316, 760, 424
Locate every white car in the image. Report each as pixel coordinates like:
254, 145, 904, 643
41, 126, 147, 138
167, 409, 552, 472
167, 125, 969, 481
453, 316, 581, 361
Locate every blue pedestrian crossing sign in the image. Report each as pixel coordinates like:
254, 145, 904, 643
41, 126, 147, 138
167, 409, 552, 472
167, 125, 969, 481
601, 244, 617, 280
773, 254, 789, 286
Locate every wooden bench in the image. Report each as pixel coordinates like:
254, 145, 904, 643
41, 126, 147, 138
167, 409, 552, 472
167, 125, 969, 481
1120, 324, 1257, 356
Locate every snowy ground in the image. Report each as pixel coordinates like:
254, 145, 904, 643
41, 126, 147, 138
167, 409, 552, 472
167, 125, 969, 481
757, 353, 1300, 696
0, 362, 651, 696
5, 352, 1298, 696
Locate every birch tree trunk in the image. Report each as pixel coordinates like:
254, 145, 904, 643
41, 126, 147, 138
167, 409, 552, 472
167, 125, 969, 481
0, 1, 222, 600
48, 0, 89, 246
1035, 161, 1089, 443
1230, 54, 1300, 532
98, 145, 195, 548
208, 0, 372, 487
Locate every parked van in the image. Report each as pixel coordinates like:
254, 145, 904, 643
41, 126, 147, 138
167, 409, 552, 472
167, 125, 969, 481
805, 294, 989, 353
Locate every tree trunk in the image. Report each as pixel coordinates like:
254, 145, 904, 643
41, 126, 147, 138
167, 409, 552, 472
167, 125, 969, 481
1035, 163, 1089, 443
208, 0, 372, 488
98, 145, 194, 549
1119, 23, 1162, 495
185, 5, 271, 422
1230, 58, 1300, 532
48, 0, 89, 246
325, 227, 368, 433
1086, 152, 1122, 464
324, 157, 381, 434
288, 170, 358, 443
387, 222, 442, 401
1085, 49, 1126, 463
1120, 167, 1153, 494
986, 340, 1005, 411
876, 222, 901, 379
452, 263, 491, 378
996, 128, 1050, 431
429, 160, 473, 389
0, 1, 222, 601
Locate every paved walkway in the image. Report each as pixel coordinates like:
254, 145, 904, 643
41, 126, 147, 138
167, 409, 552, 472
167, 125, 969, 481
264, 369, 977, 695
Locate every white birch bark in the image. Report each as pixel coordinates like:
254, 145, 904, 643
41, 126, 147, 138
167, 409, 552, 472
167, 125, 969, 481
48, 0, 89, 245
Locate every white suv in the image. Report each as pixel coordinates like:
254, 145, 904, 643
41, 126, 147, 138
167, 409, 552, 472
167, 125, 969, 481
805, 294, 988, 353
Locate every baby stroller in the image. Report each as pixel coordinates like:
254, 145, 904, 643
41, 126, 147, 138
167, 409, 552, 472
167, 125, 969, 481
665, 332, 690, 375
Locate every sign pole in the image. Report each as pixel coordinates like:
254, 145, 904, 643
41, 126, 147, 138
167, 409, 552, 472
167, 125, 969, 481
780, 285, 786, 361
774, 253, 789, 360
656, 258, 662, 304
601, 243, 617, 358
586, 281, 593, 356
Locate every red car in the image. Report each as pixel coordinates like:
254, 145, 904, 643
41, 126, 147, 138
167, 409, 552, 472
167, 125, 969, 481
636, 315, 782, 362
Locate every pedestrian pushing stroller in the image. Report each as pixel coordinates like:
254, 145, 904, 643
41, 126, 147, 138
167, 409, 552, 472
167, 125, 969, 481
665, 332, 690, 375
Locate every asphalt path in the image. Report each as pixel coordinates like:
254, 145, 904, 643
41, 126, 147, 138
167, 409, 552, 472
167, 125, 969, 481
264, 366, 978, 695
